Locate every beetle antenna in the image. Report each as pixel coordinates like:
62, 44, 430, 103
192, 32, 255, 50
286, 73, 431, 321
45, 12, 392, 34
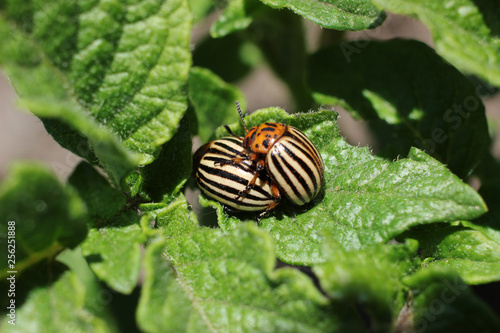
223, 125, 242, 139
235, 101, 248, 132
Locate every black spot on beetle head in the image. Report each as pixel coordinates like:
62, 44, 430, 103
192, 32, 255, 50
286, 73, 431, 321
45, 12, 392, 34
250, 130, 257, 141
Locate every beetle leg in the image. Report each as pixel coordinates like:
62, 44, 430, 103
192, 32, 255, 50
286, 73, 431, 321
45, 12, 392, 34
255, 181, 281, 224
236, 159, 266, 199
214, 153, 249, 167
236, 173, 258, 199
223, 205, 239, 215
270, 180, 282, 201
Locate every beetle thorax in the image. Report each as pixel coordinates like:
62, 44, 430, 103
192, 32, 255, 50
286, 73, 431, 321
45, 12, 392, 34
244, 123, 287, 154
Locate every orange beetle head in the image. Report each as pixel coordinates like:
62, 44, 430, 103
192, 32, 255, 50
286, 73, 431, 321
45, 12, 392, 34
232, 101, 287, 154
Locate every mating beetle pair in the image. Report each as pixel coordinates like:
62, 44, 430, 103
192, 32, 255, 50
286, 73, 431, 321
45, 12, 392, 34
193, 102, 325, 221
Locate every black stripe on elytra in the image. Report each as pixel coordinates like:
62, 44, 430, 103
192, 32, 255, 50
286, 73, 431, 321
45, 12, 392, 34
203, 156, 254, 173
283, 129, 309, 149
221, 137, 244, 145
246, 182, 275, 199
212, 141, 241, 155
264, 122, 277, 127
288, 128, 321, 163
288, 131, 323, 182
271, 154, 306, 204
198, 171, 273, 201
204, 156, 232, 164
283, 140, 319, 190
198, 180, 269, 208
199, 163, 247, 185
198, 164, 273, 199
206, 148, 235, 159
279, 145, 313, 199
285, 128, 315, 151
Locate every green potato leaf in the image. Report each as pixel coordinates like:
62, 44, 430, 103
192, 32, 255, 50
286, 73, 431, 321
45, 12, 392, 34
260, 0, 386, 30
68, 162, 126, 224
193, 33, 256, 83
80, 210, 146, 294
137, 195, 355, 333
0, 262, 112, 332
314, 231, 500, 331
210, 0, 268, 38
373, 0, 500, 87
410, 178, 500, 285
413, 225, 500, 285
402, 268, 500, 332
0, 0, 192, 186
314, 235, 420, 330
139, 114, 193, 203
0, 163, 88, 277
189, 0, 214, 22
189, 66, 246, 143
463, 178, 500, 246
211, 0, 386, 37
308, 39, 490, 178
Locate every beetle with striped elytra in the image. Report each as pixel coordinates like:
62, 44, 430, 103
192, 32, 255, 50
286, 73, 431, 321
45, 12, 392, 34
222, 101, 325, 209
193, 136, 281, 221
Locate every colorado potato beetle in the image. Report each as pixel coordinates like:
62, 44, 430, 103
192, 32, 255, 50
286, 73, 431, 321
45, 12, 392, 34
224, 102, 324, 206
193, 136, 281, 220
